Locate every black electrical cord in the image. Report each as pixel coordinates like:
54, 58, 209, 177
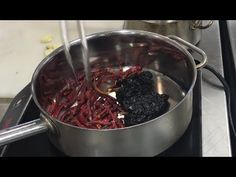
202, 64, 236, 137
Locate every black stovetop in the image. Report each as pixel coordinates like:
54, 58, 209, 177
0, 72, 202, 157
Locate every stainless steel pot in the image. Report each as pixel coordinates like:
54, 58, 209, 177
124, 20, 213, 45
0, 30, 207, 156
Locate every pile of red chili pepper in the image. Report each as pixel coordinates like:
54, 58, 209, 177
46, 65, 143, 129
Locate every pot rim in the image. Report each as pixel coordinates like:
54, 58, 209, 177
31, 29, 197, 132
141, 20, 178, 24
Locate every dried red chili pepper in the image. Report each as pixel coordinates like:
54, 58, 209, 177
46, 65, 143, 129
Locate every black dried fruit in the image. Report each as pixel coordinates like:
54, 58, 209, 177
124, 92, 169, 126
116, 71, 170, 127
116, 71, 154, 103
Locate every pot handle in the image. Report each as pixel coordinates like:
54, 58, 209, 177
168, 35, 208, 69
0, 118, 48, 147
191, 20, 213, 29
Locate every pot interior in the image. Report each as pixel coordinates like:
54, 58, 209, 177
32, 30, 196, 123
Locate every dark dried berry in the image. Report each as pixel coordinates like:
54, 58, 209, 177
123, 92, 169, 126
116, 71, 154, 103
116, 71, 169, 127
